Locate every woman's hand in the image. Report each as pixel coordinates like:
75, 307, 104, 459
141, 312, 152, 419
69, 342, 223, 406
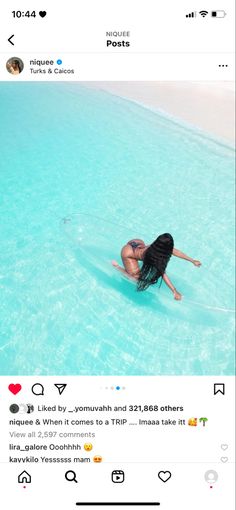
173, 290, 182, 300
192, 260, 202, 267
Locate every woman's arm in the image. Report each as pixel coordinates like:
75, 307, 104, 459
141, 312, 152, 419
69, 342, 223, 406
163, 273, 182, 300
172, 248, 201, 267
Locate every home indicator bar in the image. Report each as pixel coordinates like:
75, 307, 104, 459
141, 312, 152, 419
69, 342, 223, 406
76, 504, 161, 506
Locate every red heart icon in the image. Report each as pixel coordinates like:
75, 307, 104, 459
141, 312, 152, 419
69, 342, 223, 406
8, 384, 22, 395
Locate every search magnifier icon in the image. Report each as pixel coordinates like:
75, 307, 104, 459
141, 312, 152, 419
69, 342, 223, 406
65, 470, 78, 483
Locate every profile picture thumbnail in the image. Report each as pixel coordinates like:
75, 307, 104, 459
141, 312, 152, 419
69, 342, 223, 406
6, 57, 24, 75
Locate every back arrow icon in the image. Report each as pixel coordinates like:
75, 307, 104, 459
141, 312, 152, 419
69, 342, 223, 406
8, 35, 15, 46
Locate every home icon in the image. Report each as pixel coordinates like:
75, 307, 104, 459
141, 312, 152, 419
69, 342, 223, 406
18, 471, 31, 484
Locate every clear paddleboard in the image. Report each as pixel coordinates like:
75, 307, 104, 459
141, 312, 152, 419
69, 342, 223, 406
62, 212, 235, 314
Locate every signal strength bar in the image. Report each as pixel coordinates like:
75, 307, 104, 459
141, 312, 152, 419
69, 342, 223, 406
186, 11, 196, 18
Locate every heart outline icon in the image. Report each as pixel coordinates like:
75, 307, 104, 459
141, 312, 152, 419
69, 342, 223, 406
39, 11, 47, 18
158, 470, 172, 483
8, 383, 22, 395
221, 444, 228, 450
220, 457, 228, 463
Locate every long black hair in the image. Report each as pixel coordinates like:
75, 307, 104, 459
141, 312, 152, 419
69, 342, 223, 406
137, 233, 174, 291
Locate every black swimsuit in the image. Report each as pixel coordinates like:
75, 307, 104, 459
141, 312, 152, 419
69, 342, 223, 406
128, 241, 142, 250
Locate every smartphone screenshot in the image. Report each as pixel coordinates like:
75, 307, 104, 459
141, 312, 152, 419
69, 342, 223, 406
0, 1, 235, 509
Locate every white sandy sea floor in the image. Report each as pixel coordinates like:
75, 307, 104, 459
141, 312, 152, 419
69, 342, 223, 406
84, 81, 235, 145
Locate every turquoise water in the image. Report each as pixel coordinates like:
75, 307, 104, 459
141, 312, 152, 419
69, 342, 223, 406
0, 82, 234, 375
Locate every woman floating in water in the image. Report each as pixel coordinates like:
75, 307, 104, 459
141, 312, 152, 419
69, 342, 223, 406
112, 233, 201, 300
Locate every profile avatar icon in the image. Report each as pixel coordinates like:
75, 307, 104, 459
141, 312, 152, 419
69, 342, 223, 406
6, 57, 24, 75
204, 470, 218, 488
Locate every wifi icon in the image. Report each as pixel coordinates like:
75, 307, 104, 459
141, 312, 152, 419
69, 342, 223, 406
199, 10, 208, 17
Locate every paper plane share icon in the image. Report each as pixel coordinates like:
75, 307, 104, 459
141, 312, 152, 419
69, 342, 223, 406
54, 384, 67, 395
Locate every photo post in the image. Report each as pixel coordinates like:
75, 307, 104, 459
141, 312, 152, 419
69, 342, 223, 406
0, 2, 235, 509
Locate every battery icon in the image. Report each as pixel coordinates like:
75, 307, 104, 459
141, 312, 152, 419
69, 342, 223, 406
211, 10, 227, 17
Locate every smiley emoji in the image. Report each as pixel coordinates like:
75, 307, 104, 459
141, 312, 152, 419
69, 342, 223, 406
84, 443, 93, 452
93, 455, 102, 463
